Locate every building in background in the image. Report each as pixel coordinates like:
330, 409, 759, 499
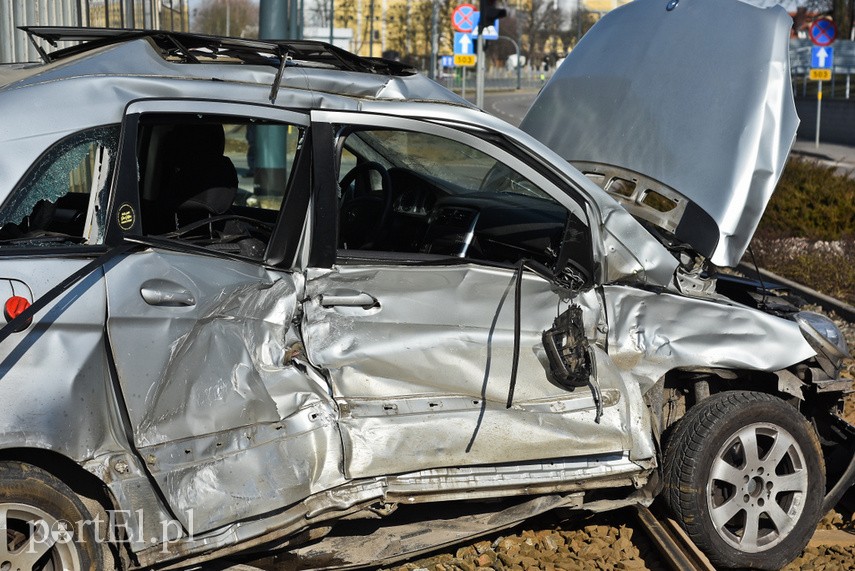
1, 0, 189, 63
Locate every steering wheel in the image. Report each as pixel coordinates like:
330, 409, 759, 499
338, 161, 393, 249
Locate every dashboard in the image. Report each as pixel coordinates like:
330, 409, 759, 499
371, 167, 579, 269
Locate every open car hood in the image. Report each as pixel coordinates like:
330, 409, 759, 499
521, 0, 798, 268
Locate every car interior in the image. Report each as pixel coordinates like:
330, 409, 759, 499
335, 127, 592, 284
135, 117, 301, 260
0, 119, 591, 287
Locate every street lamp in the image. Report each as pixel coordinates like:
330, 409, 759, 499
497, 35, 521, 89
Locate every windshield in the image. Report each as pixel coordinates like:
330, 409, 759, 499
344, 129, 553, 200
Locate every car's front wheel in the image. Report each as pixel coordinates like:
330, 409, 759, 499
1, 461, 105, 571
662, 391, 825, 570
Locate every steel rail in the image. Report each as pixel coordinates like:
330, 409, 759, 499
633, 505, 717, 571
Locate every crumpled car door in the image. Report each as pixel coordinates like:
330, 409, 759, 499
102, 100, 345, 536
104, 253, 344, 534
302, 111, 649, 482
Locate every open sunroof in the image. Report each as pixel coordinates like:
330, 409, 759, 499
20, 26, 416, 77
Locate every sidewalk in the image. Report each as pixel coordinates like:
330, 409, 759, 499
791, 138, 855, 174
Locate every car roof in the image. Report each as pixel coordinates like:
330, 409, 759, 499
2, 27, 473, 108
0, 27, 476, 201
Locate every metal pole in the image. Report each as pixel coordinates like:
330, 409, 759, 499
516, 3, 523, 89
289, 0, 299, 38
847, 73, 850, 99
462, 66, 466, 99
369, 0, 374, 57
258, 0, 290, 195
329, 0, 334, 44
476, 32, 485, 108
815, 79, 822, 148
124, 0, 135, 28
226, 0, 230, 36
429, 0, 438, 80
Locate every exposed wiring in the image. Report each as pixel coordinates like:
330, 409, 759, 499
506, 258, 525, 409
747, 245, 769, 309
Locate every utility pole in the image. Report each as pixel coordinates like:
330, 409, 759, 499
329, 0, 334, 44
476, 33, 485, 108
369, 0, 375, 57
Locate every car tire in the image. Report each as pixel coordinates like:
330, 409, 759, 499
0, 461, 105, 571
662, 391, 824, 570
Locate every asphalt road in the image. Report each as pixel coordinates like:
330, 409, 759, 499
460, 89, 539, 128
480, 90, 539, 127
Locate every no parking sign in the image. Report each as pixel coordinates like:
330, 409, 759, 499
452, 4, 477, 34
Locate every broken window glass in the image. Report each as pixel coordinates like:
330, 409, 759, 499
0, 125, 120, 245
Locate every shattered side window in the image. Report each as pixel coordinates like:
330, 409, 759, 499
0, 125, 120, 246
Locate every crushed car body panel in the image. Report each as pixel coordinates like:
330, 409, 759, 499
603, 285, 816, 394
303, 265, 628, 477
104, 251, 346, 534
521, 0, 798, 267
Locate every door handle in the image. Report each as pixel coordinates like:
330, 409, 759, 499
319, 292, 379, 309
140, 280, 196, 307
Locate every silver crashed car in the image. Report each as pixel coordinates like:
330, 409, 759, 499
0, 0, 852, 569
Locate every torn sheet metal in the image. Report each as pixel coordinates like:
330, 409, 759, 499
105, 251, 344, 534
284, 494, 584, 568
302, 264, 650, 480
603, 285, 816, 394
522, 0, 798, 267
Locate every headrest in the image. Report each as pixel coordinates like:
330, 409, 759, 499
170, 123, 227, 158
177, 186, 238, 215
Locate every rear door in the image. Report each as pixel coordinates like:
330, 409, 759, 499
303, 111, 639, 481
0, 125, 119, 457
102, 100, 345, 534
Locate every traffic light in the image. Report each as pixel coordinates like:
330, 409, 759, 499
479, 0, 506, 32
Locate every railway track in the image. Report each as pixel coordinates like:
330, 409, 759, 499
224, 500, 855, 570
735, 262, 855, 322
632, 505, 716, 571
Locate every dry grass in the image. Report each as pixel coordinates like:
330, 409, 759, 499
750, 158, 855, 307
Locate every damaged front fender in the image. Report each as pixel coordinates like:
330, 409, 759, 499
603, 285, 816, 395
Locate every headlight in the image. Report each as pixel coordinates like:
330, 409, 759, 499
795, 311, 851, 376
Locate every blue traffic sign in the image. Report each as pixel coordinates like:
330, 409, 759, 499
452, 4, 477, 33
440, 55, 455, 68
810, 18, 837, 47
811, 46, 834, 69
465, 13, 499, 40
454, 32, 475, 55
